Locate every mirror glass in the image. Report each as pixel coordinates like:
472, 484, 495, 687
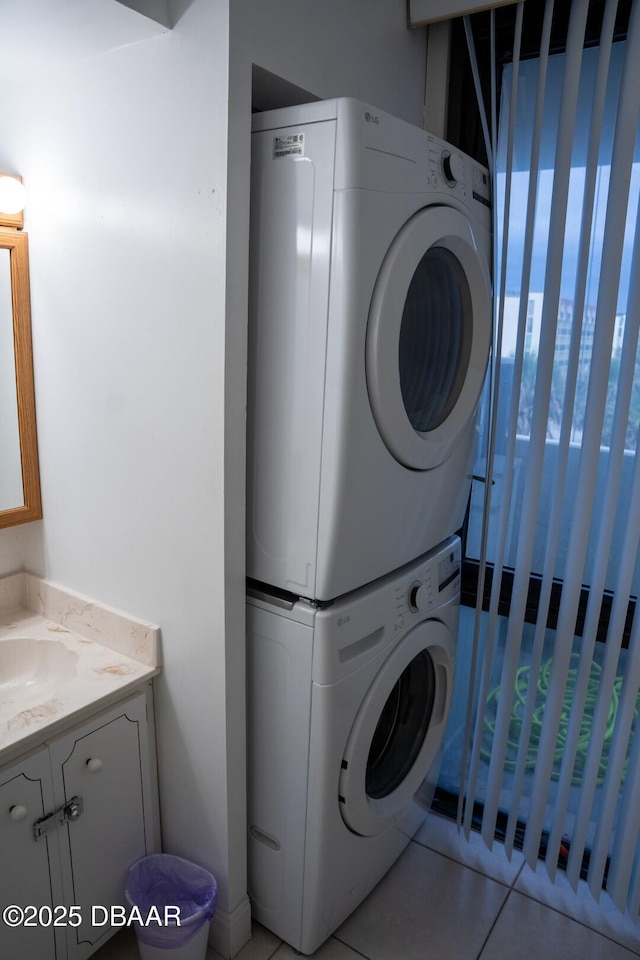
0, 247, 23, 509
0, 229, 41, 527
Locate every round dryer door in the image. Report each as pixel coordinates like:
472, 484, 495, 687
366, 205, 492, 470
339, 619, 453, 837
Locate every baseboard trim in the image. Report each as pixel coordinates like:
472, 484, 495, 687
208, 896, 252, 958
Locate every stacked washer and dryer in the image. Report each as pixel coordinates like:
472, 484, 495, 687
246, 98, 492, 954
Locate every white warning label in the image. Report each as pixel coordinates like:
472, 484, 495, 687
273, 133, 305, 158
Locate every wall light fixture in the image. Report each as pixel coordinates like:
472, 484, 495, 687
0, 174, 27, 227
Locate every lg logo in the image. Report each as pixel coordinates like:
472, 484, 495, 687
364, 112, 379, 124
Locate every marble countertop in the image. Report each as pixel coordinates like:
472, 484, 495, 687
0, 573, 161, 765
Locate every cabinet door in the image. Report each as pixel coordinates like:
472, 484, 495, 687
49, 693, 151, 960
0, 748, 65, 960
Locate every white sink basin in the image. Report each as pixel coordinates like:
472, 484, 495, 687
0, 638, 79, 711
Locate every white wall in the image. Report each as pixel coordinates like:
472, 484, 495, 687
0, 1, 250, 955
240, 0, 427, 125
0, 527, 24, 574
0, 0, 429, 956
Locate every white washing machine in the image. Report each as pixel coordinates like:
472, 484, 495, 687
246, 536, 461, 954
247, 98, 491, 602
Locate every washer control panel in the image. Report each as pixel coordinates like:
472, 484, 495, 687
313, 535, 462, 682
393, 537, 461, 630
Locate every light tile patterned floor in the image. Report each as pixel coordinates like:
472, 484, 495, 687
95, 814, 640, 960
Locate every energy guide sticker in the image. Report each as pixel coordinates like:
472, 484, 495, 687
273, 133, 305, 158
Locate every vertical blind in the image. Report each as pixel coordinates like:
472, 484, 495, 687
461, 0, 640, 917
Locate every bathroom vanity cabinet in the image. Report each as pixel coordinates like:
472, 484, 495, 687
0, 687, 160, 960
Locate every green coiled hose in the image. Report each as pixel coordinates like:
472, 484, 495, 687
482, 654, 637, 786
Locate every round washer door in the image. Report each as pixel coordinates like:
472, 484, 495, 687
367, 205, 491, 470
339, 619, 453, 837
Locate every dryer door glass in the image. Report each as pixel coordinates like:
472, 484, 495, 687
366, 650, 436, 799
399, 247, 472, 433
366, 205, 492, 470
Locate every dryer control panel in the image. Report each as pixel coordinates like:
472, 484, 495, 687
427, 134, 491, 213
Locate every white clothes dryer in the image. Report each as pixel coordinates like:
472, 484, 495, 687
246, 536, 461, 954
247, 98, 491, 601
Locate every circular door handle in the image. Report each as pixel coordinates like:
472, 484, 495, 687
86, 758, 103, 774
9, 804, 28, 822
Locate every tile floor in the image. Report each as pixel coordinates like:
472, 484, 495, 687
95, 814, 640, 960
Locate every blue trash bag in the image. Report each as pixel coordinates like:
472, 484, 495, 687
125, 854, 217, 949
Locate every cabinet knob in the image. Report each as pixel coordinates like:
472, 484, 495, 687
9, 804, 28, 822
86, 758, 103, 774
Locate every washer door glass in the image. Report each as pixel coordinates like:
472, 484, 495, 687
366, 650, 435, 800
367, 205, 491, 470
339, 619, 453, 837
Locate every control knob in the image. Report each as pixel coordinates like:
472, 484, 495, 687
442, 151, 464, 185
409, 581, 430, 611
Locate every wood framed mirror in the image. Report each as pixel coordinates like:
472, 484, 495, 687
0, 227, 42, 527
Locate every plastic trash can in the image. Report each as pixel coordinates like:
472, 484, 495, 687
125, 854, 217, 960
